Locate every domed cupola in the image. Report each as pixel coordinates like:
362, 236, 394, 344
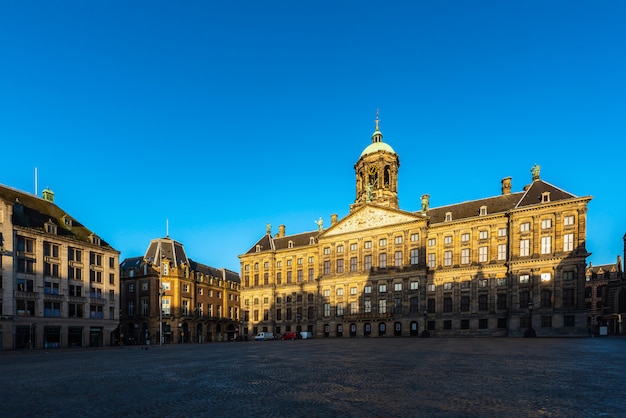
352, 111, 400, 210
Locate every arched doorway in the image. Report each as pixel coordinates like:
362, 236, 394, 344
394, 322, 402, 337
410, 321, 419, 336
378, 322, 386, 336
324, 324, 330, 337
196, 323, 203, 343
350, 323, 357, 337
364, 323, 371, 337
336, 324, 343, 337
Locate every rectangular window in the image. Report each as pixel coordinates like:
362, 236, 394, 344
444, 235, 452, 245
563, 271, 574, 281
336, 302, 344, 316
379, 238, 387, 247
497, 294, 507, 310
336, 259, 344, 273
378, 299, 387, 314
364, 241, 372, 249
323, 289, 330, 297
410, 297, 419, 313
461, 233, 470, 242
308, 268, 314, 282
336, 288, 344, 296
410, 233, 419, 242
479, 246, 488, 263
323, 247, 331, 255
443, 282, 453, 290
364, 285, 372, 294
364, 255, 372, 270
323, 261, 330, 275
497, 278, 506, 287
350, 286, 357, 295
427, 284, 435, 292
563, 288, 575, 307
541, 273, 551, 282
497, 244, 507, 261
410, 281, 419, 290
350, 257, 357, 272
479, 230, 488, 240
461, 248, 470, 265
378, 253, 386, 268
336, 245, 344, 253
461, 319, 470, 329
443, 297, 452, 312
460, 296, 470, 312
541, 219, 552, 229
479, 279, 488, 288
410, 249, 419, 265
350, 243, 357, 251
520, 222, 530, 232
519, 291, 529, 308
428, 238, 436, 247
394, 283, 402, 292
564, 215, 574, 226
297, 269, 303, 282
564, 233, 574, 252
479, 318, 488, 329
478, 295, 488, 311
427, 253, 436, 268
275, 272, 281, 285
520, 239, 530, 257
394, 251, 402, 267
427, 298, 435, 313
379, 284, 387, 293
444, 250, 452, 266
364, 300, 372, 313
564, 315, 575, 327
519, 274, 529, 284
350, 301, 357, 314
287, 271, 292, 283
394, 236, 403, 245
541, 236, 552, 254
498, 228, 507, 237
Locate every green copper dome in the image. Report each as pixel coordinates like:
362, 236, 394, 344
360, 136, 396, 157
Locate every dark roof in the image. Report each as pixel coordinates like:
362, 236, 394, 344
516, 180, 577, 208
120, 256, 143, 270
423, 192, 524, 223
0, 183, 116, 250
243, 230, 319, 255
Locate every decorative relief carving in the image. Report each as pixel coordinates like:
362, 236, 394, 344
325, 207, 418, 236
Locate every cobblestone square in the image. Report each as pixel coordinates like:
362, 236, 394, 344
1, 337, 625, 417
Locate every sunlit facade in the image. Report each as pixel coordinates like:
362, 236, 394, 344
239, 120, 592, 338
0, 184, 120, 350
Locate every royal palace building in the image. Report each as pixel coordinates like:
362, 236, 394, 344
0, 184, 120, 350
239, 120, 592, 338
120, 236, 241, 344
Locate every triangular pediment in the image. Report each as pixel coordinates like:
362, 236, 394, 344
323, 205, 423, 237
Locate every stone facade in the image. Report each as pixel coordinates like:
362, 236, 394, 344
119, 237, 241, 344
0, 184, 120, 350
239, 121, 592, 338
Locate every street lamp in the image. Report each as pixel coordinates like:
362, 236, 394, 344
525, 300, 536, 338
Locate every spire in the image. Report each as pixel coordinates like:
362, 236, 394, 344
372, 109, 382, 143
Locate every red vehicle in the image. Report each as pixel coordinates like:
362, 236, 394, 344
280, 332, 298, 340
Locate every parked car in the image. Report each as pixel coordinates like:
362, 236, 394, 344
280, 332, 298, 340
254, 332, 275, 341
300, 331, 313, 339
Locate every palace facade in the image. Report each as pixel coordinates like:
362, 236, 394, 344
0, 184, 120, 350
239, 120, 592, 338
119, 237, 241, 344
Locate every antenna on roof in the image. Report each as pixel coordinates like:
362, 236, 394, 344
34, 167, 38, 196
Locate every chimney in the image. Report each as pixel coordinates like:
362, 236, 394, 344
331, 214, 338, 225
279, 224, 285, 238
501, 177, 512, 195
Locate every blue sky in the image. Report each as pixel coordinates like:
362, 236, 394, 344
1, 1, 624, 272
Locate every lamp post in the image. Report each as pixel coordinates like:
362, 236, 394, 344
525, 300, 536, 337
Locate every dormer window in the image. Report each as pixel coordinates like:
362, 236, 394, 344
480, 206, 487, 216
288, 240, 294, 248
89, 234, 101, 245
255, 245, 261, 252
309, 237, 315, 245
541, 192, 550, 203
445, 212, 452, 222
63, 215, 72, 227
45, 220, 57, 235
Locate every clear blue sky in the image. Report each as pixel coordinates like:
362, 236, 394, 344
1, 1, 625, 272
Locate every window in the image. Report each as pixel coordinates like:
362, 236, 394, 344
444, 235, 452, 245
460, 296, 470, 312
89, 252, 103, 266
323, 261, 330, 275
520, 239, 530, 257
364, 300, 372, 313
364, 241, 372, 249
378, 299, 387, 314
541, 273, 551, 282
443, 298, 452, 312
497, 294, 507, 309
564, 215, 575, 226
394, 283, 402, 292
479, 279, 488, 288
410, 249, 419, 265
394, 236, 403, 245
519, 291, 529, 308
479, 230, 488, 240
17, 236, 35, 253
350, 301, 357, 314
478, 295, 488, 311
336, 288, 344, 296
443, 282, 453, 290
428, 238, 436, 247
541, 236, 552, 254
480, 206, 487, 216
323, 289, 330, 297
497, 244, 507, 261
564, 233, 574, 252
520, 222, 530, 232
427, 284, 435, 292
277, 261, 282, 268
337, 245, 344, 253
563, 288, 575, 307
364, 255, 372, 270
350, 257, 357, 272
427, 298, 435, 313
410, 297, 419, 312
275, 272, 281, 285
287, 259, 292, 267
336, 259, 344, 273
519, 274, 529, 284
461, 233, 470, 242
350, 243, 357, 251
308, 268, 314, 281
445, 212, 452, 222
336, 302, 344, 316
410, 281, 419, 290
479, 246, 488, 263
394, 251, 402, 266
498, 228, 507, 237
308, 256, 314, 264
364, 285, 372, 294
378, 253, 386, 268
427, 253, 436, 268
461, 248, 470, 265
460, 281, 470, 289
297, 269, 303, 282
563, 271, 574, 281
379, 238, 387, 247
350, 287, 357, 295
379, 284, 387, 293
44, 242, 60, 258
444, 251, 452, 266
410, 233, 419, 242
541, 219, 552, 229
497, 278, 506, 287
323, 247, 331, 255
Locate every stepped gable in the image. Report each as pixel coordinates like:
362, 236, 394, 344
0, 183, 114, 249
